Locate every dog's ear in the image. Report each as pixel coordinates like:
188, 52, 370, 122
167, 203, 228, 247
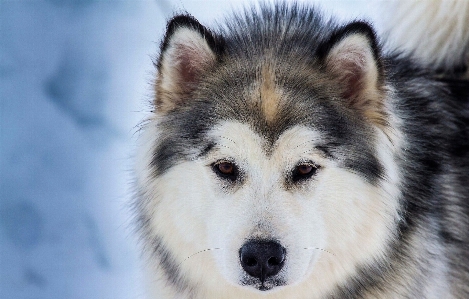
155, 15, 224, 114
318, 22, 386, 126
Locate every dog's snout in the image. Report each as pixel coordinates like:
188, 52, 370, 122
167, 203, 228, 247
239, 240, 286, 282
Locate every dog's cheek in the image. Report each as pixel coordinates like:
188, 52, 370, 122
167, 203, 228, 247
273, 192, 327, 283
149, 163, 215, 252
316, 167, 397, 270
203, 190, 254, 284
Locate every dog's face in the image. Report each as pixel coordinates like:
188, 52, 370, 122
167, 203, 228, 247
201, 122, 326, 290
137, 14, 401, 296
201, 121, 393, 292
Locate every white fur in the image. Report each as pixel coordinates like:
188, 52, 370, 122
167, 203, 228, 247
382, 0, 469, 73
136, 116, 402, 298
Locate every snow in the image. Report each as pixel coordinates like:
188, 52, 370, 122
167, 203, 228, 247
0, 1, 380, 298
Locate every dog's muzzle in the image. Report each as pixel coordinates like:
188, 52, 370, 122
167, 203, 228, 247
239, 240, 286, 285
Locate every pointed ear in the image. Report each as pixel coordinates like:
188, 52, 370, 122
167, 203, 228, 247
318, 22, 386, 127
155, 15, 224, 114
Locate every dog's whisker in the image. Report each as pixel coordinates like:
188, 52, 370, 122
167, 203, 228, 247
303, 247, 336, 257
293, 140, 313, 149
217, 144, 233, 151
218, 136, 237, 145
181, 248, 221, 264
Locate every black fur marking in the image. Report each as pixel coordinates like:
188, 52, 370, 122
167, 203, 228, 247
151, 235, 190, 292
327, 257, 394, 299
199, 142, 215, 158
314, 145, 335, 159
150, 101, 216, 176
133, 193, 194, 295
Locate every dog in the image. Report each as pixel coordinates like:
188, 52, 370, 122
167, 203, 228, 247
134, 2, 469, 298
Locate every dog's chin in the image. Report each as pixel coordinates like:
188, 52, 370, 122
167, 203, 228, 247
240, 276, 286, 292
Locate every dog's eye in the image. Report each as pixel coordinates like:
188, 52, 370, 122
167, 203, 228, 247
292, 162, 319, 182
298, 164, 314, 175
213, 161, 238, 181
217, 162, 234, 174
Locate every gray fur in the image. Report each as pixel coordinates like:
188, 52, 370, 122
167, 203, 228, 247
137, 3, 469, 298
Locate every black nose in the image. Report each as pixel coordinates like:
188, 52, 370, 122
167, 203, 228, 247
239, 240, 286, 282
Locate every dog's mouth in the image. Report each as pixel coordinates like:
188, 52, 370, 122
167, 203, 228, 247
241, 276, 286, 291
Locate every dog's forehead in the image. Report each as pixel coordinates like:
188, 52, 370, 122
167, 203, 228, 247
154, 81, 382, 183
199, 58, 340, 142
153, 58, 383, 183
206, 121, 322, 159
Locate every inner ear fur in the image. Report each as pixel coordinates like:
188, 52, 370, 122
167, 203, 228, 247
318, 22, 387, 127
155, 15, 224, 114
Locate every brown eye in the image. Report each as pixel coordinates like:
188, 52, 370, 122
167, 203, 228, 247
297, 164, 313, 175
217, 162, 234, 175
292, 162, 318, 182
212, 161, 238, 181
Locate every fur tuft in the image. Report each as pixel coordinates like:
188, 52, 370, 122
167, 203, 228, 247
382, 0, 469, 77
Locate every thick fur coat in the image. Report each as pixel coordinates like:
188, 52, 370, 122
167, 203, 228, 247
135, 3, 469, 298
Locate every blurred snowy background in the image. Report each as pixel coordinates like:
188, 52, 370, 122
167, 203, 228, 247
0, 0, 382, 298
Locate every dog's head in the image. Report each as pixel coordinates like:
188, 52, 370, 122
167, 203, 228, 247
137, 7, 401, 296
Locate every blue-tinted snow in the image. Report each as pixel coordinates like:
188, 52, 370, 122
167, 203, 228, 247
0, 1, 379, 298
